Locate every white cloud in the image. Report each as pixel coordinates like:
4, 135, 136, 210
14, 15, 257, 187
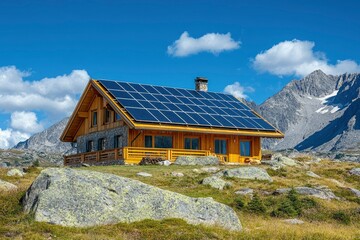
0, 128, 29, 149
0, 66, 90, 117
167, 31, 240, 57
0, 66, 90, 149
253, 39, 360, 77
10, 111, 44, 134
224, 82, 254, 99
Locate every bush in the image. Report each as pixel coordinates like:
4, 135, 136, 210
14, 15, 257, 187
32, 159, 40, 167
234, 197, 245, 210
271, 188, 308, 218
271, 199, 297, 217
267, 167, 287, 177
332, 211, 351, 225
246, 194, 266, 213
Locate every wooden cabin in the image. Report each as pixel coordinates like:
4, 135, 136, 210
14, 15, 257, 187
61, 77, 283, 165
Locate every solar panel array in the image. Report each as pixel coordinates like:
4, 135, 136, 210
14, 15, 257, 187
98, 80, 276, 131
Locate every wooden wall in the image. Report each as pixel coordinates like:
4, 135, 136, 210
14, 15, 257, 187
129, 129, 261, 163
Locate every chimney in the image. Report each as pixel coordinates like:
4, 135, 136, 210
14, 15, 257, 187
195, 77, 208, 92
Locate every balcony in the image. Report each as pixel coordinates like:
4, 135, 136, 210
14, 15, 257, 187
64, 147, 214, 166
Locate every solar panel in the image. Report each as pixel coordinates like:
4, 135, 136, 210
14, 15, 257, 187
98, 79, 277, 131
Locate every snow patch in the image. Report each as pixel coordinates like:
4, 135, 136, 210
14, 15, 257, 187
306, 96, 313, 99
331, 106, 340, 113
316, 106, 327, 113
318, 90, 338, 104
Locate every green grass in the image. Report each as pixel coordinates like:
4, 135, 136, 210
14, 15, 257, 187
1, 160, 360, 239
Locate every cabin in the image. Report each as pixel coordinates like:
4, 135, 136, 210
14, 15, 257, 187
61, 77, 283, 165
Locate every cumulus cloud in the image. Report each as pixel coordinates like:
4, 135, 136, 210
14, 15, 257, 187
0, 128, 29, 149
0, 66, 89, 116
167, 31, 240, 57
0, 66, 90, 148
253, 39, 360, 77
224, 82, 254, 99
10, 111, 44, 134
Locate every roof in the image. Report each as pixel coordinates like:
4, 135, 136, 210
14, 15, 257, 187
61, 79, 284, 142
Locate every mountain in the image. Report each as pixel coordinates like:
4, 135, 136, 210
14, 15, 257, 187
13, 117, 75, 154
258, 70, 360, 152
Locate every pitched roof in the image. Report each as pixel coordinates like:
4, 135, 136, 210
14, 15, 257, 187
61, 79, 284, 142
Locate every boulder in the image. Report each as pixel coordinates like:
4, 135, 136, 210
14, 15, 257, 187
263, 155, 299, 169
274, 186, 339, 200
306, 171, 321, 178
0, 179, 17, 191
349, 188, 360, 197
158, 160, 171, 166
22, 168, 242, 231
202, 176, 231, 190
278, 156, 298, 166
328, 179, 346, 188
192, 169, 203, 174
234, 188, 253, 197
349, 168, 360, 176
171, 172, 184, 177
282, 218, 304, 225
174, 156, 220, 166
136, 172, 152, 177
216, 167, 273, 182
201, 167, 220, 173
7, 168, 25, 177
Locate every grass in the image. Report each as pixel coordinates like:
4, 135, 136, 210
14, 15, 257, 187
0, 160, 360, 239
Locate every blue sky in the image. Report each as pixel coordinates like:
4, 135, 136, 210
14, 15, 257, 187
0, 0, 359, 148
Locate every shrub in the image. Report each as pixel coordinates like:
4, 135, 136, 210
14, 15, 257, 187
332, 211, 351, 225
267, 167, 287, 177
246, 194, 266, 213
32, 159, 40, 167
271, 199, 297, 217
234, 197, 245, 210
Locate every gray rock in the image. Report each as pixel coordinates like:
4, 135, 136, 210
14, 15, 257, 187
274, 186, 339, 200
82, 163, 90, 167
7, 168, 25, 177
217, 167, 273, 182
271, 153, 282, 160
192, 169, 203, 174
171, 172, 184, 177
0, 162, 8, 168
174, 156, 220, 166
306, 171, 321, 178
349, 188, 360, 197
349, 168, 360, 176
136, 172, 152, 177
329, 179, 346, 188
278, 156, 298, 166
201, 167, 220, 173
22, 168, 242, 231
0, 179, 17, 191
159, 160, 171, 166
234, 188, 253, 197
202, 176, 231, 190
282, 218, 304, 225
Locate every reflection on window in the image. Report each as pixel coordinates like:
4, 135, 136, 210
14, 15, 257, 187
98, 138, 106, 151
114, 135, 122, 148
240, 141, 251, 156
87, 140, 94, 152
104, 109, 111, 124
114, 113, 121, 121
92, 111, 97, 127
184, 137, 199, 150
215, 139, 227, 154
155, 136, 172, 148
145, 135, 152, 148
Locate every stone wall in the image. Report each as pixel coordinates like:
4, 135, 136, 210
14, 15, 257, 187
77, 126, 129, 153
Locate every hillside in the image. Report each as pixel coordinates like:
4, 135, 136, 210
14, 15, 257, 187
258, 70, 360, 151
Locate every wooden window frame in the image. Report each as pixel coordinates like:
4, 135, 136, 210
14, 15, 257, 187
91, 110, 97, 127
144, 134, 173, 148
103, 109, 111, 125
239, 140, 252, 157
86, 140, 94, 152
184, 136, 200, 150
214, 138, 228, 154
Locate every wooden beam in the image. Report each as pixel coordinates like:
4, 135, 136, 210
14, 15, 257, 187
78, 112, 88, 118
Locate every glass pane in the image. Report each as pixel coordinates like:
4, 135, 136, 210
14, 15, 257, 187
145, 136, 152, 148
215, 140, 220, 154
192, 138, 199, 150
92, 112, 97, 126
154, 136, 172, 148
221, 140, 227, 154
184, 138, 191, 149
215, 139, 226, 154
240, 141, 251, 156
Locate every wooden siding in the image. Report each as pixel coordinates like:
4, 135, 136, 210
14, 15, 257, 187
128, 129, 261, 163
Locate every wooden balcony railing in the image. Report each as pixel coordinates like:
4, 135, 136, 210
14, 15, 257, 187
123, 147, 211, 163
64, 147, 226, 165
64, 148, 123, 166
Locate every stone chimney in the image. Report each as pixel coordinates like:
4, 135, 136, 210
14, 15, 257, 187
195, 77, 208, 92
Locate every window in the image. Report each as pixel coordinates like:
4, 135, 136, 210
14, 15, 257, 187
86, 140, 94, 152
114, 135, 123, 148
114, 113, 121, 121
240, 141, 251, 156
214, 139, 227, 154
145, 135, 152, 148
155, 136, 172, 148
104, 109, 111, 124
98, 138, 106, 151
184, 137, 199, 150
92, 111, 97, 127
